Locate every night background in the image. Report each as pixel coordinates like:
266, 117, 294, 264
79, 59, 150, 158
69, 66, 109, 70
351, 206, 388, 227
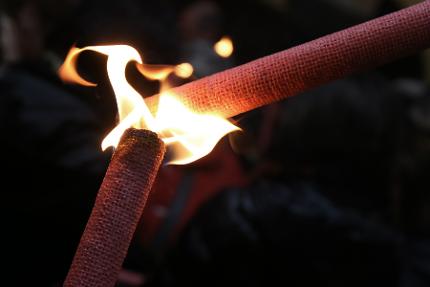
1, 0, 430, 286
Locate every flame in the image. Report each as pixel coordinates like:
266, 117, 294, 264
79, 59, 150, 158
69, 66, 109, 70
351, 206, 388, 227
59, 45, 239, 165
214, 36, 234, 58
59, 46, 97, 87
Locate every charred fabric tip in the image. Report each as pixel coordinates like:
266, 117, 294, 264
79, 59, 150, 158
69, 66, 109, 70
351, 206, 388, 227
64, 128, 165, 287
145, 0, 430, 118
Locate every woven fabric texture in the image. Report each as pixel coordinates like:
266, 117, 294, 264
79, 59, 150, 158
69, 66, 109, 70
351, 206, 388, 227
64, 129, 165, 287
146, 0, 430, 118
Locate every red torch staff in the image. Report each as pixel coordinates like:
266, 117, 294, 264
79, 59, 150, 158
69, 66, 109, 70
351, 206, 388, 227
64, 129, 165, 287
146, 0, 430, 118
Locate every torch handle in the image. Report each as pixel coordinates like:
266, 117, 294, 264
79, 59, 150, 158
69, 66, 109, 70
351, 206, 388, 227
146, 0, 430, 118
64, 129, 165, 287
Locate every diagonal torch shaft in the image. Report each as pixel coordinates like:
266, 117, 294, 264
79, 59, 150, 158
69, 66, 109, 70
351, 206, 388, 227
146, 0, 430, 118
64, 129, 165, 287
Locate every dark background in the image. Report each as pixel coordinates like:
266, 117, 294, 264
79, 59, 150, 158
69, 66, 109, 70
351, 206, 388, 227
0, 0, 429, 286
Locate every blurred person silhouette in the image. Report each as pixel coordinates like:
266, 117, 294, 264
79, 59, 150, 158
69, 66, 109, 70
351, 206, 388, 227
147, 76, 430, 287
178, 0, 234, 77
0, 0, 111, 284
144, 1, 430, 286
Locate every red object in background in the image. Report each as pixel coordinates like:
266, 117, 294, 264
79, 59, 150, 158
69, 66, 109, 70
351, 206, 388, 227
139, 103, 295, 248
140, 138, 248, 247
146, 1, 430, 119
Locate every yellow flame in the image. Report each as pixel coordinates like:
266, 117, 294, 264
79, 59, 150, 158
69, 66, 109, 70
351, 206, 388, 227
136, 64, 175, 81
156, 91, 239, 165
59, 46, 97, 87
214, 36, 234, 58
59, 44, 239, 165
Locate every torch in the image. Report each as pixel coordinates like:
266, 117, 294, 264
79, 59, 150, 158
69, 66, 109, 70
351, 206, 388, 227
61, 1, 430, 286
144, 0, 430, 118
64, 129, 164, 286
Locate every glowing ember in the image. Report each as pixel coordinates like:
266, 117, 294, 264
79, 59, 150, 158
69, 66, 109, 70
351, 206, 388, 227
214, 36, 234, 58
59, 45, 239, 165
175, 63, 194, 79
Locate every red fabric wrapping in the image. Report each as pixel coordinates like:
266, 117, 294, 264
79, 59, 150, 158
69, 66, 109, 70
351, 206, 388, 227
64, 129, 165, 287
146, 0, 430, 118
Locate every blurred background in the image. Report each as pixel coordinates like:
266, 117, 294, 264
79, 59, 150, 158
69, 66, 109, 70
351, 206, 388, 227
1, 0, 430, 286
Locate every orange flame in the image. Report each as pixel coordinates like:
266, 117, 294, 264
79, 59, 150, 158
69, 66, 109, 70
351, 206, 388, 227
59, 45, 239, 165
214, 36, 234, 58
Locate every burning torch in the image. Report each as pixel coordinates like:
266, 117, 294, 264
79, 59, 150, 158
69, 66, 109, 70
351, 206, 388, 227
62, 1, 430, 286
